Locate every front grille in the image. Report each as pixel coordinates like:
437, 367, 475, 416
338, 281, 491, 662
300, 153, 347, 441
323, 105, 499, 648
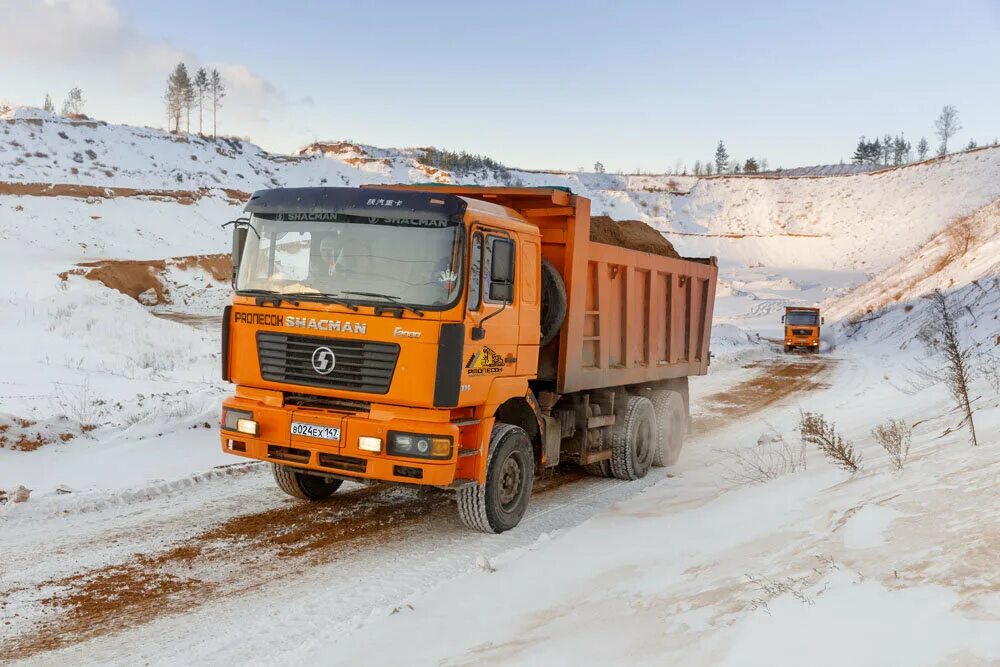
268, 445, 311, 464
257, 332, 399, 394
792, 328, 813, 336
284, 392, 371, 414
318, 453, 367, 473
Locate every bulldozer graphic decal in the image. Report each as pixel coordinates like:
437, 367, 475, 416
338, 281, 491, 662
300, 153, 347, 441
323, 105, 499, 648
465, 347, 506, 375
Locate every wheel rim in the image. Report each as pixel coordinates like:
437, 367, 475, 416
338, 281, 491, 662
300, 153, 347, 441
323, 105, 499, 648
498, 451, 524, 511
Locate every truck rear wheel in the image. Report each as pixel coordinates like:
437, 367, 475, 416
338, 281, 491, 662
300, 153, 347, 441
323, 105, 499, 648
610, 395, 655, 480
457, 424, 534, 533
583, 459, 612, 477
650, 389, 687, 467
272, 463, 343, 500
540, 258, 567, 347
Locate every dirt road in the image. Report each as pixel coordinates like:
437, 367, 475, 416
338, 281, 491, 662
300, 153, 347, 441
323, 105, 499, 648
0, 355, 833, 664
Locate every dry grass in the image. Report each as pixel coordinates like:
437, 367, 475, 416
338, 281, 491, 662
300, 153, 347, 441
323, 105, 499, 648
800, 412, 863, 473
718, 432, 807, 485
872, 419, 912, 470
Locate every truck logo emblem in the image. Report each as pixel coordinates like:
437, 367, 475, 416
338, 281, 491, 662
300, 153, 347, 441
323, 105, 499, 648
311, 347, 337, 375
465, 347, 505, 375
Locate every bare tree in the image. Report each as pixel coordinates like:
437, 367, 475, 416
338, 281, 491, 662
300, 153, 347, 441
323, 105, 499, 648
194, 67, 209, 134
934, 105, 962, 156
872, 419, 911, 470
593, 161, 605, 173
209, 68, 226, 138
693, 160, 702, 176
800, 412, 862, 473
926, 289, 979, 446
61, 87, 85, 116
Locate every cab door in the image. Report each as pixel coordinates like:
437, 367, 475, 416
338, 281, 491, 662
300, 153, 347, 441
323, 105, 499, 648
461, 228, 520, 404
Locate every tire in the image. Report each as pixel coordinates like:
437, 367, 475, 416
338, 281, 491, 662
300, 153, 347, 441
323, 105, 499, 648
539, 258, 567, 347
610, 395, 656, 480
583, 459, 612, 477
457, 424, 534, 533
272, 463, 343, 500
650, 389, 688, 467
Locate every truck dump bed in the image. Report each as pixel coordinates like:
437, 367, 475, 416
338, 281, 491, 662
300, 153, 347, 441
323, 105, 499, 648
374, 185, 718, 394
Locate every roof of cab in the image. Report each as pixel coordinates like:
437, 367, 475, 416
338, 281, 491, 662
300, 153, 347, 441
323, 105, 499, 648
244, 186, 467, 222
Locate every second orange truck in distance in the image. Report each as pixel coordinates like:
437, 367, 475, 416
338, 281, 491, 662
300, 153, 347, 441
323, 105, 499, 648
219, 185, 718, 532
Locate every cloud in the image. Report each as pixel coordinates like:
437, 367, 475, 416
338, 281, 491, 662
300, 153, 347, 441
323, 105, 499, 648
0, 0, 281, 110
0, 0, 122, 62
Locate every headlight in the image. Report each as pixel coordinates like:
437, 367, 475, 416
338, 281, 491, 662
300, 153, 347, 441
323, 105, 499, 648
388, 431, 452, 459
222, 408, 258, 435
358, 436, 382, 453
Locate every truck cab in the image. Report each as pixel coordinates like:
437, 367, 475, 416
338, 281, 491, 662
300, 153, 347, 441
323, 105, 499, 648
782, 306, 823, 352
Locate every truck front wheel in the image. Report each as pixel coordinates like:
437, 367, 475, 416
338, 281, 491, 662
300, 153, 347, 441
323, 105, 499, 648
610, 396, 656, 480
457, 424, 534, 533
650, 389, 687, 467
272, 463, 343, 500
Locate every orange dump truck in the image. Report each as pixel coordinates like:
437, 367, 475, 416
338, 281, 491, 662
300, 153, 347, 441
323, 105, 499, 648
782, 306, 823, 352
220, 186, 718, 532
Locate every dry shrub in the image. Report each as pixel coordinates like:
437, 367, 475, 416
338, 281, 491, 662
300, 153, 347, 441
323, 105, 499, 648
871, 419, 912, 470
800, 412, 863, 473
934, 215, 978, 273
718, 432, 807, 485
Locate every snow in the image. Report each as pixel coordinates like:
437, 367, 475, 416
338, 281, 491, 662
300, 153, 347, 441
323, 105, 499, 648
1, 106, 999, 664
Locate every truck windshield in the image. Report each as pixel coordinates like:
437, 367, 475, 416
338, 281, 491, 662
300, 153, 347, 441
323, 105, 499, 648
236, 213, 464, 309
786, 311, 819, 326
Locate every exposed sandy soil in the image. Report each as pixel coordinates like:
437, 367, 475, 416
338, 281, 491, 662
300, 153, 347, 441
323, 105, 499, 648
59, 254, 231, 305
590, 215, 681, 258
0, 181, 249, 205
693, 357, 833, 435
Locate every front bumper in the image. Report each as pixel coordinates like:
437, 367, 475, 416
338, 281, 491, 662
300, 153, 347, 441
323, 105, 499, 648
220, 395, 462, 486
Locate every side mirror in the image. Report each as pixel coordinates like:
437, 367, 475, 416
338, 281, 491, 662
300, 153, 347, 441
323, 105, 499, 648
489, 282, 513, 302
821, 317, 825, 325
781, 315, 785, 324
232, 226, 248, 277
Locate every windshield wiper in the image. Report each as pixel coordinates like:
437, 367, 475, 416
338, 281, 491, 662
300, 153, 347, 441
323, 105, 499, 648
236, 289, 358, 311
236, 288, 295, 307
281, 292, 359, 312
340, 291, 424, 317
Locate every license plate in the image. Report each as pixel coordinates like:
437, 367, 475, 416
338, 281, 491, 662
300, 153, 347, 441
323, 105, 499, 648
290, 422, 341, 441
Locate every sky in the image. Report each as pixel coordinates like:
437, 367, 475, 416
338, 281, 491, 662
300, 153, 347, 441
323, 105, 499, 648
1, 0, 999, 172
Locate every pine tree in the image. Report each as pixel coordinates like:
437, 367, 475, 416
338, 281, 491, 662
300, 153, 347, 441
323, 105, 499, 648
43, 93, 54, 113
917, 136, 929, 160
852, 137, 868, 164
966, 138, 977, 150
61, 88, 85, 116
165, 63, 192, 133
209, 68, 226, 138
714, 140, 729, 174
743, 157, 759, 173
194, 68, 209, 134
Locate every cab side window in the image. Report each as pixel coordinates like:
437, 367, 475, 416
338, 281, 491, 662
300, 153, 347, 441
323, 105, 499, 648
485, 236, 515, 304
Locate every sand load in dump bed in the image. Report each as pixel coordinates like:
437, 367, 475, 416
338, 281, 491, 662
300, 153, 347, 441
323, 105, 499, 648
589, 216, 680, 259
